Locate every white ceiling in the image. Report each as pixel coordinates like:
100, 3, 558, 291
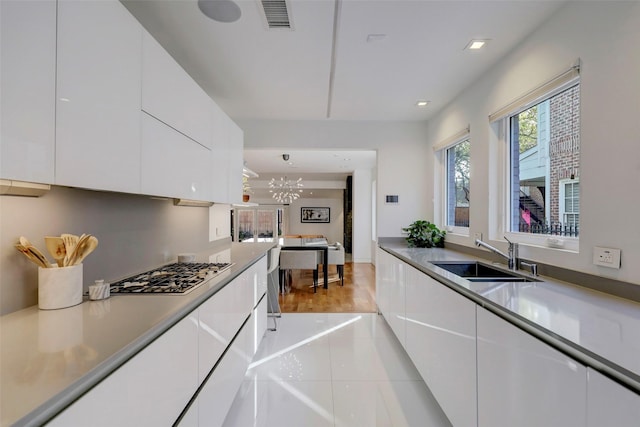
123, 0, 566, 181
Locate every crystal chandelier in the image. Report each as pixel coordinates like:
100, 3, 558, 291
268, 176, 303, 204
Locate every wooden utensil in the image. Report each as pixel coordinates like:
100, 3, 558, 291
45, 236, 66, 267
61, 234, 79, 266
15, 243, 49, 268
67, 234, 91, 266
17, 236, 53, 267
27, 244, 53, 268
72, 236, 98, 265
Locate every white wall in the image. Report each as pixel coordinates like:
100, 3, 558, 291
287, 197, 344, 244
426, 2, 640, 285
238, 119, 431, 242
353, 169, 372, 263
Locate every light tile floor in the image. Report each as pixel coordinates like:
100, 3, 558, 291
222, 313, 452, 427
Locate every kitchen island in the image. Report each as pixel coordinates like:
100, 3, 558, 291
0, 242, 274, 427
378, 241, 640, 426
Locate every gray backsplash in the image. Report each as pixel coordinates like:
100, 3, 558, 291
0, 186, 229, 315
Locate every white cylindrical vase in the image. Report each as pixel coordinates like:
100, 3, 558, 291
38, 264, 83, 310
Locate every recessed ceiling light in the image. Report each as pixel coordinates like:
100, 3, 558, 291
416, 100, 430, 107
465, 39, 489, 50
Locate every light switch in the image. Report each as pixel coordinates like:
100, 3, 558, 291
593, 247, 621, 269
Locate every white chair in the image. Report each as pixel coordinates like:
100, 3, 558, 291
279, 250, 320, 292
327, 242, 345, 286
266, 246, 281, 331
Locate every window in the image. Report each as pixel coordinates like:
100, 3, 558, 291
234, 206, 283, 242
445, 139, 470, 228
507, 82, 580, 239
560, 180, 579, 227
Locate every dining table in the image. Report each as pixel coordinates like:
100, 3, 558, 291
279, 237, 329, 289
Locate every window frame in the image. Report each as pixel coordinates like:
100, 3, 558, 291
559, 179, 580, 228
436, 131, 471, 236
492, 76, 581, 252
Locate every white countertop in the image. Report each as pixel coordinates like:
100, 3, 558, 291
0, 242, 274, 427
381, 245, 640, 393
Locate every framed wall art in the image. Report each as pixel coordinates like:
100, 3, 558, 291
301, 207, 330, 223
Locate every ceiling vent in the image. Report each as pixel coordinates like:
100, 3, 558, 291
260, 0, 292, 29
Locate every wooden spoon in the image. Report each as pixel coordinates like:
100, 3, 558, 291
15, 243, 49, 268
17, 237, 52, 267
67, 234, 91, 266
72, 236, 98, 265
61, 234, 79, 266
27, 245, 53, 268
45, 236, 66, 267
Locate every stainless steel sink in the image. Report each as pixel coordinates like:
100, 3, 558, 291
431, 261, 540, 282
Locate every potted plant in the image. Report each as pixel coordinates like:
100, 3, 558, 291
402, 220, 446, 248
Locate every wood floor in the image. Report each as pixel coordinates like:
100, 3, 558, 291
278, 262, 377, 313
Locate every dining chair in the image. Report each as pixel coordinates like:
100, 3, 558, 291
327, 242, 345, 286
279, 250, 320, 292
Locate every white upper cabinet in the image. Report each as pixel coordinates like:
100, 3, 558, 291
225, 116, 244, 205
1, 0, 56, 183
142, 31, 212, 149
141, 113, 211, 200
55, 0, 142, 193
209, 101, 230, 203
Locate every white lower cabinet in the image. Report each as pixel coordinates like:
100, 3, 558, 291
405, 265, 477, 427
477, 307, 587, 427
587, 368, 640, 427
375, 249, 406, 346
49, 256, 267, 427
194, 306, 257, 427
375, 248, 392, 319
181, 296, 267, 427
48, 312, 199, 426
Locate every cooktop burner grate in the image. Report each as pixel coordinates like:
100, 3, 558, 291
109, 262, 233, 295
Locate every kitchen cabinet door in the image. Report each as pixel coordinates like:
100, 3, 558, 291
48, 313, 199, 426
251, 257, 268, 308
387, 255, 406, 346
477, 307, 587, 427
195, 308, 256, 427
375, 248, 393, 321
142, 30, 212, 149
587, 368, 640, 427
226, 116, 244, 205
55, 0, 141, 193
198, 256, 265, 383
209, 101, 230, 203
141, 112, 212, 200
405, 265, 477, 427
197, 274, 251, 384
209, 204, 232, 241
1, 0, 56, 184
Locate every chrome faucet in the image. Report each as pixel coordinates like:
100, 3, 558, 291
475, 236, 518, 270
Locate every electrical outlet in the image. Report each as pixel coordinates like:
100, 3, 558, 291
593, 246, 621, 269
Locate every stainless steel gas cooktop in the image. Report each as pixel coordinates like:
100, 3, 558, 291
109, 262, 233, 295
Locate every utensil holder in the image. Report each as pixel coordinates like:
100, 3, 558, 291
38, 264, 83, 310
